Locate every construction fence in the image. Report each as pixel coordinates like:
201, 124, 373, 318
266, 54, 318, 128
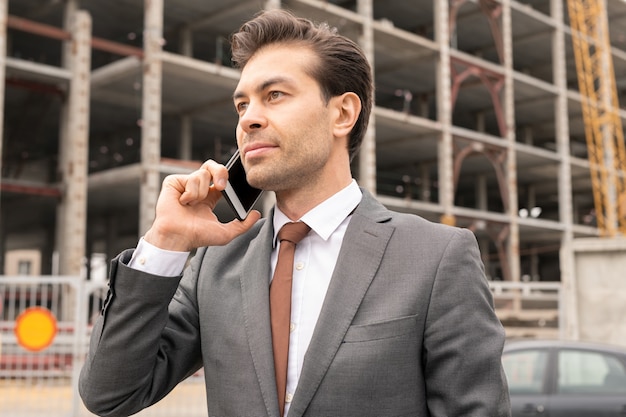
0, 275, 207, 417
0, 274, 562, 417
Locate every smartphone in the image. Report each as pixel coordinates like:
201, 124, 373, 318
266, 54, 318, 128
221, 149, 264, 220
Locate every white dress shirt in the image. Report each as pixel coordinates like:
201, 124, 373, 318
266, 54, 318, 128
129, 180, 362, 416
271, 180, 361, 414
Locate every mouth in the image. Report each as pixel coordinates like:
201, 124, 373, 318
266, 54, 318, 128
242, 142, 277, 160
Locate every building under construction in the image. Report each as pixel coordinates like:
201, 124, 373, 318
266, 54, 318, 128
2, 0, 626, 339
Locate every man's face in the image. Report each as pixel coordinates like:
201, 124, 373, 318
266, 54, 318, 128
233, 44, 337, 192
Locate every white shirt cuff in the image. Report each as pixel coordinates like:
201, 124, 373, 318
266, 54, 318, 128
128, 237, 190, 277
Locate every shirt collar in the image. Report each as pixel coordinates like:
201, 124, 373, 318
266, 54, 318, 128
272, 179, 362, 247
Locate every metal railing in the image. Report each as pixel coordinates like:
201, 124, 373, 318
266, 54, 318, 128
490, 280, 563, 339
0, 275, 206, 417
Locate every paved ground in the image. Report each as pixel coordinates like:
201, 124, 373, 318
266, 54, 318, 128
1, 379, 208, 417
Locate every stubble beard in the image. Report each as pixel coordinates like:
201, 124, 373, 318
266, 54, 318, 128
246, 147, 328, 193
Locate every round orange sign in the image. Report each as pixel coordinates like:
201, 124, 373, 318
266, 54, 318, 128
14, 307, 57, 352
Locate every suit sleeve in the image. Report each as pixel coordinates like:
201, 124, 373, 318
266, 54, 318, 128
423, 228, 511, 416
79, 249, 205, 417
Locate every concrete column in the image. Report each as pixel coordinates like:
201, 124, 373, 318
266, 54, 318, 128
526, 184, 536, 211
0, 212, 5, 274
56, 10, 91, 277
265, 0, 281, 9
139, 0, 164, 236
420, 164, 431, 202
476, 174, 488, 210
41, 228, 55, 275
502, 0, 520, 281
522, 126, 533, 145
357, 0, 376, 194
62, 0, 79, 60
435, 0, 454, 226
529, 248, 539, 281
553, 0, 578, 339
0, 0, 7, 273
179, 115, 192, 161
571, 238, 626, 347
476, 111, 485, 133
179, 26, 192, 57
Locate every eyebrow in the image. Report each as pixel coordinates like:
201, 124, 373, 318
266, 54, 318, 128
233, 76, 294, 101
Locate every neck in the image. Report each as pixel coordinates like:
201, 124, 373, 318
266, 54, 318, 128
276, 167, 353, 221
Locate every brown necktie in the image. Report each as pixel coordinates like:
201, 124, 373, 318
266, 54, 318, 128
270, 221, 310, 416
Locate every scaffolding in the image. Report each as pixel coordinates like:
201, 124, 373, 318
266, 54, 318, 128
2, 0, 626, 338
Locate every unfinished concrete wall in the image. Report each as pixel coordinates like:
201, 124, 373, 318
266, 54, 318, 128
571, 237, 626, 347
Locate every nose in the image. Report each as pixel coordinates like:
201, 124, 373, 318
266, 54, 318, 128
239, 101, 266, 133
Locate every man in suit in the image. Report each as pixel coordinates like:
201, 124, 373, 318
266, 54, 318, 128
79, 9, 511, 417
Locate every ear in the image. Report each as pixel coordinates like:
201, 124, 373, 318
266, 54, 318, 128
331, 92, 361, 139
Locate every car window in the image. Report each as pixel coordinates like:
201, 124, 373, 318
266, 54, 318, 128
558, 349, 626, 395
503, 349, 548, 395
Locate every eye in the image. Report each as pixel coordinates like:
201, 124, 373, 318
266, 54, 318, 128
268, 91, 284, 101
235, 101, 248, 114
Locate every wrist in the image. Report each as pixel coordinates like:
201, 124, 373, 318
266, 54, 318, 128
143, 227, 190, 252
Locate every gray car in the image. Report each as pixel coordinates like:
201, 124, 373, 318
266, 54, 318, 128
503, 339, 626, 416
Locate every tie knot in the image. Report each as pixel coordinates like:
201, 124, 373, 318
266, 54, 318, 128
278, 221, 310, 245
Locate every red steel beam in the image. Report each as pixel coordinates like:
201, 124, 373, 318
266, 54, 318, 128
0, 183, 62, 198
7, 15, 70, 41
5, 78, 66, 96
7, 15, 143, 58
91, 37, 144, 58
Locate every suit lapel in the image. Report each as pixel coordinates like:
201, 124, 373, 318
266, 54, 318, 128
239, 218, 281, 416
288, 194, 394, 416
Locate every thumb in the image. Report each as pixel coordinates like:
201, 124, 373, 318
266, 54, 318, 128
225, 210, 262, 239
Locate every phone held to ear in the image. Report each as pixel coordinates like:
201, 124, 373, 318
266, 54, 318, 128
221, 149, 264, 220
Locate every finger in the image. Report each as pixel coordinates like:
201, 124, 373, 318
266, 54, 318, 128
179, 173, 206, 205
179, 160, 226, 205
221, 210, 262, 243
202, 160, 228, 191
161, 174, 191, 203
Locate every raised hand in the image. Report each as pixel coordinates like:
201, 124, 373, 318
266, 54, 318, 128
143, 159, 261, 252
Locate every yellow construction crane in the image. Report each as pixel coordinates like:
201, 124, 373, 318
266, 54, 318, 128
566, 0, 626, 236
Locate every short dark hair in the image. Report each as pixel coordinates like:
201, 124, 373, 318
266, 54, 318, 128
231, 9, 373, 161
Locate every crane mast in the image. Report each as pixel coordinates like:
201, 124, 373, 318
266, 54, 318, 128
566, 0, 626, 236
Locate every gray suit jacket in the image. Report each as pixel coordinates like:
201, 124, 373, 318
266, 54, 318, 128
79, 191, 511, 417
